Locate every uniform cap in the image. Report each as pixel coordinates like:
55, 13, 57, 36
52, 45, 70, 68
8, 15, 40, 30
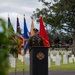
33, 28, 38, 32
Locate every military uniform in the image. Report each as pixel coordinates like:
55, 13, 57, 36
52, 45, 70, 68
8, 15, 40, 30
28, 35, 44, 50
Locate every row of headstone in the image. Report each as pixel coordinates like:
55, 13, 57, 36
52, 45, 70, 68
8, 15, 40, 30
9, 53, 30, 68
63, 54, 75, 64
18, 54, 30, 65
48, 50, 75, 68
48, 49, 72, 55
9, 50, 75, 68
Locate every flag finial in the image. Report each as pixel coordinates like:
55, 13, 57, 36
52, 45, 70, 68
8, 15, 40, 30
17, 15, 18, 18
24, 14, 25, 17
24, 14, 25, 19
8, 14, 9, 18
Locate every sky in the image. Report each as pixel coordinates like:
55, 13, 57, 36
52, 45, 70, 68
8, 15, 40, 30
0, 0, 51, 33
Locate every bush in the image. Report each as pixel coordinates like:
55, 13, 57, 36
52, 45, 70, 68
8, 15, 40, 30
0, 18, 19, 75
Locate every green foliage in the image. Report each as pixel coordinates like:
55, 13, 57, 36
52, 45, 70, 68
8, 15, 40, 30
0, 18, 9, 75
50, 0, 75, 34
33, 0, 75, 34
33, 0, 75, 54
0, 18, 19, 75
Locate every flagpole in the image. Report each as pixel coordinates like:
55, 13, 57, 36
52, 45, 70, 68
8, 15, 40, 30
23, 53, 25, 75
15, 58, 17, 75
23, 14, 29, 75
14, 53, 17, 75
23, 37, 25, 75
23, 14, 25, 75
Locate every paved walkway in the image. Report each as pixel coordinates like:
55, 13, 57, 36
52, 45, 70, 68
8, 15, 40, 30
9, 70, 75, 75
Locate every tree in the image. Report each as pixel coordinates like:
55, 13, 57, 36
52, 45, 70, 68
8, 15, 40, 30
0, 18, 19, 75
32, 0, 75, 55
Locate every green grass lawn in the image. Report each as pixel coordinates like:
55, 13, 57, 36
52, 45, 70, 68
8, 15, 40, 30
8, 59, 29, 72
9, 58, 75, 73
49, 61, 75, 70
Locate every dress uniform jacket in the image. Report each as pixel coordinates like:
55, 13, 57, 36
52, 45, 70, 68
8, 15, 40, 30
28, 35, 44, 50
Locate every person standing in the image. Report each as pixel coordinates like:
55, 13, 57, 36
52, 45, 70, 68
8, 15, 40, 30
28, 28, 44, 50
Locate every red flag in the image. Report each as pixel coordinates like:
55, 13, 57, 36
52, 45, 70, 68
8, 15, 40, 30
39, 16, 50, 47
16, 17, 23, 54
17, 35, 23, 54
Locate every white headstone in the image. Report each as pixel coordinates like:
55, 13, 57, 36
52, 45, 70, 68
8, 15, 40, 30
48, 50, 50, 55
9, 56, 16, 68
18, 54, 22, 60
74, 57, 75, 62
25, 54, 30, 65
50, 54, 54, 59
48, 56, 51, 68
20, 55, 24, 62
63, 54, 68, 64
55, 55, 60, 66
60, 50, 64, 54
71, 54, 74, 59
69, 57, 73, 63
52, 56, 56, 62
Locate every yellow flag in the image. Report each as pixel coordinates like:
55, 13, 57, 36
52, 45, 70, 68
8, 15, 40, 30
30, 17, 34, 36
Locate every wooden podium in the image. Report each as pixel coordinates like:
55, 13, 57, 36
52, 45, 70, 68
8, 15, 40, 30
30, 46, 48, 75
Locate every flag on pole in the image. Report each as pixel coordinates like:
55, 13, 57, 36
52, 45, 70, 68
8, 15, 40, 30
30, 17, 34, 36
8, 16, 16, 41
17, 17, 21, 34
24, 15, 29, 53
8, 16, 14, 32
39, 16, 50, 47
16, 17, 23, 54
16, 17, 23, 44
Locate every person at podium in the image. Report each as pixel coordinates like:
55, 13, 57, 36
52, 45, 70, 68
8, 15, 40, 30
28, 28, 44, 50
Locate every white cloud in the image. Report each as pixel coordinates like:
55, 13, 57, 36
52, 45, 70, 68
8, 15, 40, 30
0, 0, 48, 33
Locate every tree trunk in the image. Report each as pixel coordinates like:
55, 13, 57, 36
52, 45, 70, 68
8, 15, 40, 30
72, 34, 75, 56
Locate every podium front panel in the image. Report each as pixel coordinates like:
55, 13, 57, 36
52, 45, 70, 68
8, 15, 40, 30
30, 47, 48, 75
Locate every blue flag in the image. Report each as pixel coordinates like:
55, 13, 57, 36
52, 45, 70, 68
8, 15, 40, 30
24, 16, 29, 53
